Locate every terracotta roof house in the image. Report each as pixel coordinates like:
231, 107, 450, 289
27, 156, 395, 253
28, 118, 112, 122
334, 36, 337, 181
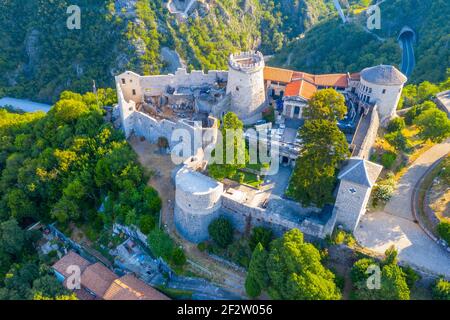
103, 274, 169, 300
52, 251, 91, 279
80, 262, 118, 298
264, 66, 294, 84
52, 252, 170, 300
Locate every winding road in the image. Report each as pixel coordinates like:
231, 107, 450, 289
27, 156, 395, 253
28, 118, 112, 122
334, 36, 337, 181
399, 30, 416, 77
355, 141, 450, 278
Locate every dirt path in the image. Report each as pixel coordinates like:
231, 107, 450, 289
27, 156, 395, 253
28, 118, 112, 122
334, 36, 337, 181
129, 136, 247, 297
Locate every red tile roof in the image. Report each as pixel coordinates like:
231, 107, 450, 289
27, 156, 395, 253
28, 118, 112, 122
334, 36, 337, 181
264, 66, 294, 83
52, 251, 91, 278
265, 66, 350, 99
285, 80, 317, 100
103, 274, 170, 300
81, 263, 118, 298
314, 74, 348, 88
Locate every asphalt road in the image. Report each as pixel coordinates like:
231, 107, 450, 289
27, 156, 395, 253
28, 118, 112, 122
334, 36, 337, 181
355, 141, 450, 278
400, 33, 415, 77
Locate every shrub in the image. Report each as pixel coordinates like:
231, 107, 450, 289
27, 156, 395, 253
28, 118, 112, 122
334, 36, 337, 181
147, 228, 174, 261
228, 238, 253, 268
351, 258, 376, 283
381, 152, 397, 169
437, 221, 450, 244
197, 242, 207, 252
139, 215, 156, 235
405, 101, 437, 125
432, 278, 450, 300
383, 245, 398, 265
172, 247, 186, 266
249, 226, 273, 250
401, 266, 420, 290
441, 158, 450, 185
387, 117, 405, 133
373, 184, 394, 205
208, 217, 234, 248
245, 275, 262, 298
385, 131, 408, 152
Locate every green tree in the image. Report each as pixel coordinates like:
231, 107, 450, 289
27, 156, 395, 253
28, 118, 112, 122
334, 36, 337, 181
172, 247, 186, 266
414, 108, 450, 142
289, 120, 349, 207
249, 226, 273, 251
304, 89, 347, 122
385, 131, 408, 152
245, 243, 269, 298
432, 278, 450, 300
147, 228, 174, 262
405, 101, 437, 125
208, 217, 233, 248
209, 112, 247, 180
387, 117, 405, 133
265, 229, 341, 300
139, 215, 156, 235
0, 219, 25, 256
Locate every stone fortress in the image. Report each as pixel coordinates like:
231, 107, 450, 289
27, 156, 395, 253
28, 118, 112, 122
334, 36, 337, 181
115, 51, 408, 242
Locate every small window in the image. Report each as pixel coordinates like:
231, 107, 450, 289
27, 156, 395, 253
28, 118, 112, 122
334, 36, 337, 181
121, 78, 126, 84
236, 86, 239, 91
349, 188, 357, 194
132, 89, 136, 95
382, 89, 386, 94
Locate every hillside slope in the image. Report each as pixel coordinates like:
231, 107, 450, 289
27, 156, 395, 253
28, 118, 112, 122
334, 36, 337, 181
270, 0, 450, 83
0, 0, 332, 103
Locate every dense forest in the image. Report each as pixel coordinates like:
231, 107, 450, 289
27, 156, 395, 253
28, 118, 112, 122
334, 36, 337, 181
0, 0, 334, 102
271, 0, 450, 84
0, 90, 162, 299
0, 0, 446, 104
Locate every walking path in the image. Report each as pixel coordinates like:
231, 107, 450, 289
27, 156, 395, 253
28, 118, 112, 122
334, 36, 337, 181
355, 140, 450, 278
129, 137, 247, 298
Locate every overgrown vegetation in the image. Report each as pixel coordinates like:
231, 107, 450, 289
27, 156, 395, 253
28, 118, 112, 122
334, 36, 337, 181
287, 89, 349, 207
245, 229, 342, 300
271, 0, 450, 84
0, 89, 166, 298
350, 246, 412, 300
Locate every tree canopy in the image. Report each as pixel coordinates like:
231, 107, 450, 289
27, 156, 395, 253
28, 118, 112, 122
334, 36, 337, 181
245, 229, 341, 300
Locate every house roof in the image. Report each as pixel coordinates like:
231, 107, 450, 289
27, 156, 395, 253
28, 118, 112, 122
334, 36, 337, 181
285, 80, 317, 100
338, 158, 383, 188
80, 262, 118, 298
264, 66, 294, 83
314, 74, 348, 88
360, 65, 407, 86
52, 251, 91, 278
103, 274, 170, 300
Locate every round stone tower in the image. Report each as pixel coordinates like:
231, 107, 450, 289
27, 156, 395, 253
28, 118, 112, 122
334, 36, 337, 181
358, 65, 407, 125
226, 51, 266, 124
174, 167, 223, 243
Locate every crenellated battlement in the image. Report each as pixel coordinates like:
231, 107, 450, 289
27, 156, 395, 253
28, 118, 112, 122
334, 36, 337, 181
228, 51, 265, 72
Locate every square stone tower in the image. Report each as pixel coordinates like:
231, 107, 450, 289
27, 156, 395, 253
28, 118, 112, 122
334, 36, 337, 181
335, 158, 383, 232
